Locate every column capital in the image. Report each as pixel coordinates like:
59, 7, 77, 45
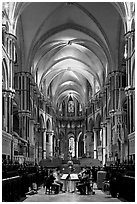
93, 127, 101, 132
15, 71, 32, 77
47, 131, 54, 135
105, 116, 111, 123
125, 86, 135, 96
18, 110, 31, 117
38, 127, 46, 133
2, 88, 15, 98
108, 70, 125, 77
109, 109, 116, 117
6, 32, 17, 41
100, 121, 107, 128
124, 30, 135, 39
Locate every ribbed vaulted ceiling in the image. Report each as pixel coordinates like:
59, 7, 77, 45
14, 2, 125, 108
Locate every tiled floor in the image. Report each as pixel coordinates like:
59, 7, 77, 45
23, 184, 122, 202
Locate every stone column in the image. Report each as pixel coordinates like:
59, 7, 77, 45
2, 91, 8, 131
101, 122, 107, 165
5, 90, 15, 162
74, 124, 77, 158
125, 31, 134, 87
106, 117, 111, 161
40, 128, 46, 159
49, 131, 54, 158
125, 87, 135, 134
6, 33, 17, 89
93, 128, 97, 159
64, 123, 68, 159
83, 134, 86, 155
76, 140, 79, 159
124, 30, 135, 135
43, 129, 46, 159
2, 90, 15, 134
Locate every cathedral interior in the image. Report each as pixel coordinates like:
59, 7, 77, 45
2, 2, 135, 167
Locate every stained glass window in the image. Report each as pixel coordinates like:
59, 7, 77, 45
68, 101, 74, 113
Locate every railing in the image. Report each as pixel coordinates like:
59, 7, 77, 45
2, 176, 23, 202
57, 115, 85, 121
2, 169, 45, 202
103, 165, 135, 201
109, 174, 135, 201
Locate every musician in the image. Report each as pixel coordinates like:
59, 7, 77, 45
76, 167, 91, 195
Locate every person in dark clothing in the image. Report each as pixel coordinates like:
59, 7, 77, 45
45, 170, 60, 194
76, 169, 91, 195
91, 166, 97, 182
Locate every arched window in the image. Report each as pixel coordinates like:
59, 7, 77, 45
79, 103, 82, 112
69, 136, 75, 157
68, 101, 74, 113
59, 103, 62, 111
67, 94, 74, 115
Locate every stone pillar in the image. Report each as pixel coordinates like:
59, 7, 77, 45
40, 128, 46, 159
125, 31, 134, 86
64, 123, 68, 159
16, 72, 31, 159
6, 33, 17, 89
2, 90, 15, 134
3, 90, 15, 162
109, 71, 125, 112
124, 29, 135, 164
101, 122, 107, 166
93, 128, 97, 159
76, 140, 79, 159
125, 87, 135, 134
2, 91, 8, 131
49, 132, 54, 158
83, 134, 86, 155
2, 28, 17, 160
124, 30, 135, 135
106, 117, 112, 161
43, 129, 46, 159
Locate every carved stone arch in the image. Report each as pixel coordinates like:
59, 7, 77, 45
46, 118, 51, 131
78, 131, 84, 158
59, 131, 64, 139
103, 106, 106, 120
39, 114, 45, 128
95, 113, 102, 147
95, 113, 101, 128
68, 132, 74, 139
30, 98, 33, 113
2, 58, 8, 89
132, 59, 135, 87
107, 96, 111, 113
121, 98, 129, 136
88, 118, 94, 132
13, 100, 19, 135
122, 97, 127, 113
67, 132, 75, 157
33, 104, 37, 120
38, 114, 45, 160
131, 18, 135, 31
77, 131, 82, 142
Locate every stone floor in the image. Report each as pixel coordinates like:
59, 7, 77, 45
23, 184, 123, 202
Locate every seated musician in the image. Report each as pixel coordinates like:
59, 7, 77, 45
45, 170, 60, 194
76, 168, 91, 195
53, 168, 63, 192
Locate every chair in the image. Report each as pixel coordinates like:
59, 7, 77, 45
103, 180, 110, 194
45, 184, 55, 194
44, 177, 55, 194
